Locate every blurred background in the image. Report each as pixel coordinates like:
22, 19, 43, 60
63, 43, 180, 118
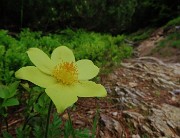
0, 0, 179, 34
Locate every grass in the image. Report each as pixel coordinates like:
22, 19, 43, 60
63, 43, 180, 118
128, 28, 155, 42
163, 16, 180, 29
158, 32, 180, 49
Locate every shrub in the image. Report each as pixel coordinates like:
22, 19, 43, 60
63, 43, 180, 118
0, 29, 133, 84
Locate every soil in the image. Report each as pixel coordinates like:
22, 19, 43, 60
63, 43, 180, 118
137, 27, 180, 63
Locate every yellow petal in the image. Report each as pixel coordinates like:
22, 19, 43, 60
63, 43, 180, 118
15, 66, 57, 88
27, 48, 55, 74
51, 46, 75, 65
75, 81, 107, 97
45, 84, 78, 113
76, 60, 99, 80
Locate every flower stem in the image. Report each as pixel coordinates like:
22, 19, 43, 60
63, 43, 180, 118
3, 108, 9, 132
67, 110, 75, 138
44, 100, 53, 138
5, 117, 8, 132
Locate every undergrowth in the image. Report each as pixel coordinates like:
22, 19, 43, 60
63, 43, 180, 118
163, 16, 180, 29
158, 32, 180, 48
0, 28, 133, 84
0, 28, 132, 137
152, 16, 180, 54
128, 28, 155, 42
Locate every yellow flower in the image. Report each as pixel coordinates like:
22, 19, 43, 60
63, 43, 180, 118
15, 46, 107, 113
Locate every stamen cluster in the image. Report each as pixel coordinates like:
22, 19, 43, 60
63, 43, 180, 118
53, 62, 78, 85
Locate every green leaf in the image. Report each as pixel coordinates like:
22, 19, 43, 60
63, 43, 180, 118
48, 113, 62, 138
0, 85, 9, 98
33, 125, 43, 138
8, 81, 20, 98
75, 129, 90, 138
20, 83, 31, 92
2, 98, 19, 107
2, 131, 13, 138
0, 81, 19, 99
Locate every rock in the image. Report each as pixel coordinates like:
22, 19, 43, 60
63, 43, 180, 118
75, 120, 86, 126
129, 82, 138, 87
132, 134, 141, 138
148, 104, 180, 137
99, 114, 123, 138
123, 111, 145, 122
142, 125, 153, 136
172, 89, 180, 95
171, 96, 177, 101
100, 51, 180, 137
111, 112, 118, 116
174, 68, 180, 75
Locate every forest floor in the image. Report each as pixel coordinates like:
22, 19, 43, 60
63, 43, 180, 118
3, 28, 180, 138
68, 28, 180, 138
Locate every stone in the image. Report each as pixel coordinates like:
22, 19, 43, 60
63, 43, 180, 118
129, 82, 138, 87
99, 114, 123, 138
100, 51, 180, 137
132, 134, 141, 138
148, 104, 180, 137
123, 111, 145, 122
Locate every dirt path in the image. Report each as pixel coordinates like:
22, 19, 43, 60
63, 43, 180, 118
136, 27, 180, 63
66, 29, 180, 138
94, 29, 180, 138
99, 56, 180, 138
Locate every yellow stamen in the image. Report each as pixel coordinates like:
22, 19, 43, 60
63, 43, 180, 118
52, 62, 78, 85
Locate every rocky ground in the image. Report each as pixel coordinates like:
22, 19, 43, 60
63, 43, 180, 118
98, 57, 180, 138
68, 28, 180, 138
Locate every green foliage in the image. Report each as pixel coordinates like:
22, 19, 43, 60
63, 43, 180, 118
33, 93, 50, 115
47, 113, 62, 138
0, 81, 19, 116
152, 31, 180, 57
2, 111, 91, 138
0, 82, 19, 137
0, 29, 132, 84
0, 0, 138, 34
0, 28, 132, 137
64, 119, 75, 138
128, 28, 155, 42
19, 28, 42, 48
130, 0, 180, 31
33, 125, 44, 138
158, 32, 180, 48
164, 16, 180, 29
16, 125, 31, 138
92, 109, 99, 138
63, 117, 90, 138
2, 126, 32, 138
1, 0, 179, 33
0, 30, 17, 48
75, 129, 90, 138
2, 131, 13, 138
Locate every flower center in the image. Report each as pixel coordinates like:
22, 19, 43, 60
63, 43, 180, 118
52, 62, 78, 85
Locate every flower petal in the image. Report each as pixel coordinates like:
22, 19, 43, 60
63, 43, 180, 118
27, 48, 55, 74
51, 46, 75, 64
75, 81, 107, 97
45, 84, 78, 113
15, 66, 57, 88
76, 60, 99, 80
